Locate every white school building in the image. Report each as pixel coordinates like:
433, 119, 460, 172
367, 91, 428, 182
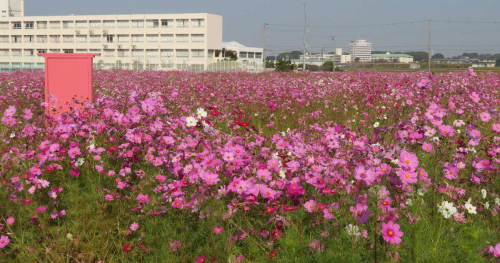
0, 0, 225, 71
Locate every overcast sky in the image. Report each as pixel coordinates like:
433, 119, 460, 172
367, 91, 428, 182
27, 0, 500, 56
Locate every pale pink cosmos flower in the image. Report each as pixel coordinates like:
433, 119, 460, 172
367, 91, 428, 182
130, 222, 139, 231
0, 235, 10, 248
6, 217, 15, 225
479, 112, 491, 122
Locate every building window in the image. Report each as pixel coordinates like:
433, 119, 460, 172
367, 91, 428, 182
37, 35, 47, 43
161, 49, 174, 58
191, 49, 204, 58
132, 49, 144, 57
76, 21, 87, 28
118, 49, 129, 57
90, 49, 100, 53
176, 49, 189, 58
12, 22, 21, 29
0, 36, 8, 43
256, 53, 262, 59
37, 21, 47, 29
104, 20, 115, 28
239, 52, 247, 58
63, 21, 74, 29
176, 34, 188, 42
24, 49, 34, 56
146, 34, 158, 42
161, 34, 174, 42
12, 35, 21, 43
176, 19, 189, 28
161, 19, 173, 28
0, 22, 8, 29
76, 36, 87, 43
132, 34, 144, 43
192, 19, 205, 28
90, 20, 101, 28
49, 21, 61, 29
25, 22, 34, 29
37, 49, 47, 54
76, 49, 88, 53
192, 34, 204, 43
0, 49, 8, 56
90, 35, 101, 43
146, 49, 158, 57
132, 20, 144, 28
104, 49, 114, 57
118, 20, 129, 28
106, 35, 114, 43
63, 49, 74, 54
118, 35, 129, 43
12, 49, 22, 56
24, 35, 34, 43
248, 52, 255, 58
208, 50, 214, 58
63, 35, 74, 43
146, 20, 159, 28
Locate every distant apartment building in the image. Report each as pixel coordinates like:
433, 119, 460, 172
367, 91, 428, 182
300, 48, 351, 64
372, 52, 413, 63
0, 0, 24, 17
222, 41, 263, 68
0, 0, 223, 71
471, 60, 496, 68
349, 39, 372, 62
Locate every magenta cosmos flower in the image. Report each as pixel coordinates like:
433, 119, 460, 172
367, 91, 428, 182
382, 221, 403, 244
213, 226, 223, 235
136, 193, 150, 204
398, 169, 417, 184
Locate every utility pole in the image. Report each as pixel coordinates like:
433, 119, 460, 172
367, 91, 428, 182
332, 36, 338, 72
302, 2, 307, 71
428, 19, 431, 73
263, 23, 267, 68
321, 46, 325, 63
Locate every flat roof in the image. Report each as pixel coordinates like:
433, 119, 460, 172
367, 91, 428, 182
372, 54, 413, 58
0, 13, 221, 20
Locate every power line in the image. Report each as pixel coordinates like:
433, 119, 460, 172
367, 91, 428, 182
433, 20, 500, 24
267, 20, 427, 29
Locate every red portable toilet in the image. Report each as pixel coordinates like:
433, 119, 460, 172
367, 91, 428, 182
38, 53, 100, 117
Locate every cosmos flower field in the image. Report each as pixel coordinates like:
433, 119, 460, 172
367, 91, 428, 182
1, 69, 500, 262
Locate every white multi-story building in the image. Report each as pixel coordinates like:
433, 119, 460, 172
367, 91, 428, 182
372, 52, 413, 63
349, 39, 372, 62
0, 0, 24, 18
0, 3, 223, 71
222, 41, 263, 69
300, 49, 351, 64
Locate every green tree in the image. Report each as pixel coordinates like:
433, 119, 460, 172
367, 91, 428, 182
432, 53, 445, 59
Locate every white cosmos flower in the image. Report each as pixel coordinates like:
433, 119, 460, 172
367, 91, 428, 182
196, 108, 207, 119
373, 122, 380, 128
10, 132, 15, 138
438, 201, 457, 218
464, 199, 477, 214
75, 158, 85, 167
495, 198, 500, 206
485, 202, 490, 210
346, 224, 360, 237
279, 169, 286, 179
481, 189, 487, 199
186, 116, 197, 127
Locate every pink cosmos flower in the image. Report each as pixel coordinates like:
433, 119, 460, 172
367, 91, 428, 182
493, 123, 500, 133
479, 112, 491, 122
0, 235, 10, 248
130, 222, 139, 231
422, 142, 433, 152
200, 172, 220, 185
398, 150, 419, 170
136, 193, 150, 204
382, 221, 403, 244
214, 226, 223, 235
398, 169, 417, 184
36, 206, 47, 214
488, 243, 500, 257
6, 217, 15, 225
304, 200, 317, 213
354, 165, 376, 185
439, 125, 455, 137
105, 195, 114, 202
256, 169, 272, 181
68, 147, 81, 159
